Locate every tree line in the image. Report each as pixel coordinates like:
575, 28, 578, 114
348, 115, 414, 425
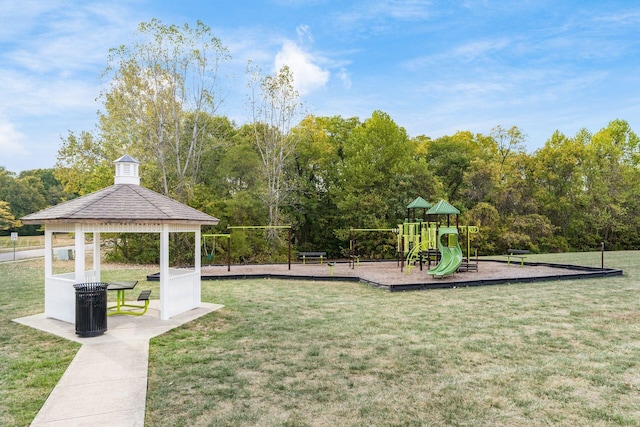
2, 20, 639, 262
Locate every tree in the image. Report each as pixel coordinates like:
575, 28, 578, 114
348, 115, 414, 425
491, 125, 527, 181
426, 131, 485, 203
55, 130, 114, 195
0, 168, 47, 234
289, 115, 359, 254
0, 200, 19, 231
20, 168, 72, 206
337, 111, 413, 227
581, 120, 640, 248
99, 19, 230, 201
247, 64, 304, 230
528, 131, 586, 243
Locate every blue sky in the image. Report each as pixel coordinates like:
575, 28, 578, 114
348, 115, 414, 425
1, 0, 639, 173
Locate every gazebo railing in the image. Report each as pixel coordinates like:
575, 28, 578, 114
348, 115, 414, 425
45, 275, 76, 323
163, 268, 200, 319
45, 270, 98, 323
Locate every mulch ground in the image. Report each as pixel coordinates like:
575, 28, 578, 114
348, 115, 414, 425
199, 259, 609, 290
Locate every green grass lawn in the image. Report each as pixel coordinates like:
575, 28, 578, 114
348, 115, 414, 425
2, 253, 640, 426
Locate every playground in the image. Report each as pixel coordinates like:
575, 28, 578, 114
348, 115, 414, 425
196, 197, 621, 289
198, 258, 620, 291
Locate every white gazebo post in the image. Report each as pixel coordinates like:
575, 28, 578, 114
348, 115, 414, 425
94, 232, 101, 282
44, 230, 53, 281
194, 227, 202, 307
160, 224, 170, 320
74, 224, 86, 283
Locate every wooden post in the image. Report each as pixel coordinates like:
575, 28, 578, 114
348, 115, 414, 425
227, 235, 231, 272
288, 228, 291, 270
400, 235, 404, 273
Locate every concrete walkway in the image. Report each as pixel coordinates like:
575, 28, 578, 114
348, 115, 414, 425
14, 300, 224, 426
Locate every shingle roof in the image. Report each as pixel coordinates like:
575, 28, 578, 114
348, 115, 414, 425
21, 184, 219, 225
114, 154, 140, 164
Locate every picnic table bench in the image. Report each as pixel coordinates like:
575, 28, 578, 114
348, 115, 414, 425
505, 249, 530, 266
298, 251, 327, 264
107, 281, 151, 316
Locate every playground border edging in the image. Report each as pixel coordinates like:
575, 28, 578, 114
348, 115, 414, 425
146, 260, 623, 292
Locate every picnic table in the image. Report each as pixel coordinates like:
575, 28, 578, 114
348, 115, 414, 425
107, 281, 151, 316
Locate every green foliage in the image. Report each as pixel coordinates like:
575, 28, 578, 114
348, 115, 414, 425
104, 234, 161, 264
0, 166, 70, 235
55, 131, 113, 195
337, 111, 413, 227
0, 200, 19, 231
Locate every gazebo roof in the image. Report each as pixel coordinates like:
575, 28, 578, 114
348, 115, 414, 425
21, 184, 219, 225
407, 196, 432, 210
427, 199, 460, 215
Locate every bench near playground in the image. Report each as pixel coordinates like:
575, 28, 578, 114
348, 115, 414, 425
505, 249, 530, 266
298, 251, 327, 264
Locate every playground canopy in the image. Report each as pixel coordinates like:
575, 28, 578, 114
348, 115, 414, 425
407, 196, 432, 210
427, 199, 460, 215
21, 155, 219, 322
406, 196, 432, 223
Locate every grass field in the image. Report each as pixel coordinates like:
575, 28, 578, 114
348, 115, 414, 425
0, 234, 76, 253
2, 252, 640, 426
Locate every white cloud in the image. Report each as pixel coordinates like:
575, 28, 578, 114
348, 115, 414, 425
296, 24, 313, 43
0, 117, 28, 157
274, 40, 329, 96
336, 68, 352, 89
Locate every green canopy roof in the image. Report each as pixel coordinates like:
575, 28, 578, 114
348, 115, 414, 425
427, 199, 460, 215
407, 196, 432, 210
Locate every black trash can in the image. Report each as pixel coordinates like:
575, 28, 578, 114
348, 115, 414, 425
73, 282, 108, 337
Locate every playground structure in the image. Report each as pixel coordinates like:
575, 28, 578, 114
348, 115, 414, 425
397, 198, 479, 278
346, 198, 479, 278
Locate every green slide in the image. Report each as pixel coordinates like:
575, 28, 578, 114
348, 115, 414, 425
427, 227, 463, 278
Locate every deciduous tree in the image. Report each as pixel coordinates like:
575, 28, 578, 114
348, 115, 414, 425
100, 19, 230, 201
247, 64, 304, 230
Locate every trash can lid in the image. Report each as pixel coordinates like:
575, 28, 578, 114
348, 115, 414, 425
73, 282, 110, 290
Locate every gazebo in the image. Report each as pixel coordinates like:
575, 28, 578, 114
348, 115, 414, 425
21, 155, 219, 322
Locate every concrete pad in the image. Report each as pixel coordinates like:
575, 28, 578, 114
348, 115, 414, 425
14, 301, 224, 426
13, 300, 224, 344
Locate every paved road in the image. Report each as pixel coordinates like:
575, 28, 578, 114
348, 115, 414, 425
0, 245, 93, 262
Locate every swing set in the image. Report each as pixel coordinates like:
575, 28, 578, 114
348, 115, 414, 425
202, 234, 231, 271
211, 225, 291, 271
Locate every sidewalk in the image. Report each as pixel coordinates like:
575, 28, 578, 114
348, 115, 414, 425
14, 300, 224, 426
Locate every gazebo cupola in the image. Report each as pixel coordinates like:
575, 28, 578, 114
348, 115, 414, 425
114, 154, 140, 185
